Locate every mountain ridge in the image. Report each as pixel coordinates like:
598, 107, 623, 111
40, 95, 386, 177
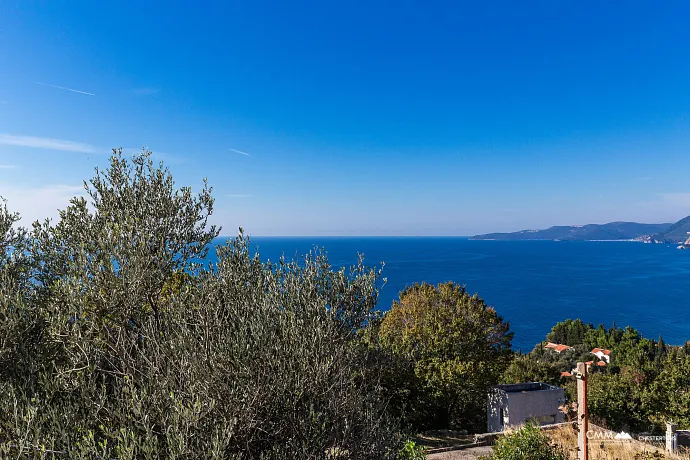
470, 220, 678, 241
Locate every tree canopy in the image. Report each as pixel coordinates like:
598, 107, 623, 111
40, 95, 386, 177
375, 282, 513, 431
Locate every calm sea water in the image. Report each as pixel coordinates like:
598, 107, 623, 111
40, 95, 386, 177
209, 237, 690, 351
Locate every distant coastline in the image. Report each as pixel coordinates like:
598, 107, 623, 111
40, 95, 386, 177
470, 216, 690, 243
472, 238, 645, 242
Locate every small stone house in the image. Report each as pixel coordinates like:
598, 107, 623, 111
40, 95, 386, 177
487, 382, 566, 433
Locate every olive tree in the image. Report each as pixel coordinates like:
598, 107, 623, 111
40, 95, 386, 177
30, 148, 219, 322
0, 149, 402, 458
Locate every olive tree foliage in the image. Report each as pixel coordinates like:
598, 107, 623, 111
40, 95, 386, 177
0, 199, 38, 399
0, 198, 30, 294
30, 148, 219, 322
186, 239, 399, 458
0, 150, 402, 458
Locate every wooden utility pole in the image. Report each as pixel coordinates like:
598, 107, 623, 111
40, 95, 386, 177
666, 421, 677, 454
576, 362, 589, 460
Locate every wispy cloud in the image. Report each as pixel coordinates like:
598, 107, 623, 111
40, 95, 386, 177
32, 81, 95, 96
229, 148, 251, 157
226, 193, 252, 198
0, 164, 17, 169
0, 134, 97, 153
0, 184, 84, 225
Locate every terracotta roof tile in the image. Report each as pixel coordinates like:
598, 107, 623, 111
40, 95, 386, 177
591, 348, 611, 355
545, 342, 572, 353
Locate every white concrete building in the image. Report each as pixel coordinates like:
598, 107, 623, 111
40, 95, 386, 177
591, 348, 611, 363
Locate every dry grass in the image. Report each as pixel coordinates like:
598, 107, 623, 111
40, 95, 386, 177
546, 424, 690, 460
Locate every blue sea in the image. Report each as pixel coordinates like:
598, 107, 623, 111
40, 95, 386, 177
209, 237, 690, 351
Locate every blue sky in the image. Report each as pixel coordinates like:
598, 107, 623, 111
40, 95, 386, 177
1, 1, 690, 236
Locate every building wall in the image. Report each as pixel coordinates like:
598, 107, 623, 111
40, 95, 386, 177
487, 384, 565, 433
487, 389, 509, 433
504, 387, 565, 428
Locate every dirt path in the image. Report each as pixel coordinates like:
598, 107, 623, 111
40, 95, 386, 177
427, 446, 494, 459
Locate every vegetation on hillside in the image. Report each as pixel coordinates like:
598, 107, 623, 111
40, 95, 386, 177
503, 318, 690, 432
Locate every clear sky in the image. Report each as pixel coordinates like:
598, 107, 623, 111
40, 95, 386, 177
1, 1, 690, 236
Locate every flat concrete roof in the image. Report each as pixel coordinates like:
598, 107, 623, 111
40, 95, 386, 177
494, 382, 561, 393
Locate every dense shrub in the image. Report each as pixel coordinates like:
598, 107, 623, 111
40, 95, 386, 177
501, 354, 561, 387
0, 150, 402, 458
485, 424, 566, 460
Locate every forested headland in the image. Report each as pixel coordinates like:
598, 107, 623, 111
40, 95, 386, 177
1, 150, 688, 458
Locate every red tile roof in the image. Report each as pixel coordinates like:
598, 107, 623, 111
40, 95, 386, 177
597, 361, 606, 366
561, 371, 572, 377
545, 342, 572, 353
591, 348, 611, 355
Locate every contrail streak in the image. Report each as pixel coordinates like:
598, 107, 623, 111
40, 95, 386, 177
32, 81, 95, 96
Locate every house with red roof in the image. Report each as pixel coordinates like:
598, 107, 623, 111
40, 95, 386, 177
591, 348, 612, 363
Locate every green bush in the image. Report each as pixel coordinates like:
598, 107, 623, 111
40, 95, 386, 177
397, 440, 426, 460
486, 424, 565, 460
0, 150, 402, 459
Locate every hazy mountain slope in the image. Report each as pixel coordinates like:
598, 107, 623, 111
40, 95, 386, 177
652, 216, 690, 243
470, 222, 673, 241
